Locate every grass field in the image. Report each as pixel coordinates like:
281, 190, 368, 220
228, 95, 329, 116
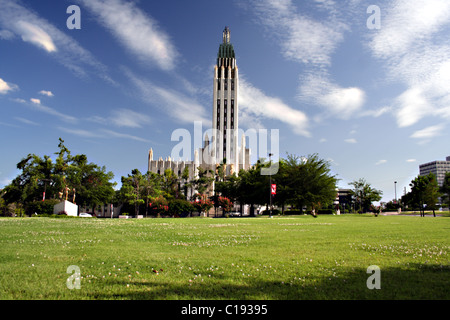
0, 214, 448, 300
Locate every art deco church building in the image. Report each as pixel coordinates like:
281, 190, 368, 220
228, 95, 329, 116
148, 27, 250, 187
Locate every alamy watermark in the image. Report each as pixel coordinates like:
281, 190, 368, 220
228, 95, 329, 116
366, 265, 381, 289
66, 5, 81, 30
171, 122, 279, 175
66, 265, 81, 290
367, 5, 381, 30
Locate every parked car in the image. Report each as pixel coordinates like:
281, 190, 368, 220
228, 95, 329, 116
79, 212, 93, 217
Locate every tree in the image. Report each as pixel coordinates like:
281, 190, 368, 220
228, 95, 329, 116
192, 167, 214, 196
168, 198, 194, 217
120, 169, 145, 216
142, 171, 163, 217
2, 138, 115, 215
410, 174, 440, 217
440, 172, 450, 209
349, 178, 382, 213
216, 196, 233, 216
191, 194, 214, 217
277, 154, 338, 215
66, 154, 115, 213
238, 161, 269, 216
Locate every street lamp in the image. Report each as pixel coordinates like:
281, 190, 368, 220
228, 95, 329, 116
394, 181, 397, 203
269, 153, 273, 218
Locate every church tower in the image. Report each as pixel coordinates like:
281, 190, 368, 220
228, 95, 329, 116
212, 26, 239, 172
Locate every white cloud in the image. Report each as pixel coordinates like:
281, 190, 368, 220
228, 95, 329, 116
79, 0, 178, 71
375, 160, 387, 166
367, 0, 450, 128
410, 124, 445, 140
0, 77, 18, 94
298, 72, 365, 120
13, 98, 77, 123
15, 20, 57, 52
406, 159, 417, 163
369, 0, 450, 59
109, 109, 151, 128
395, 87, 433, 128
344, 138, 357, 144
0, 1, 112, 81
58, 127, 151, 143
14, 117, 40, 126
100, 129, 151, 143
239, 79, 310, 137
124, 68, 209, 124
39, 90, 54, 97
247, 0, 346, 67
30, 98, 41, 105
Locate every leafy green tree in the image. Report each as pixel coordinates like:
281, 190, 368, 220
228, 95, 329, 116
168, 198, 194, 217
277, 154, 338, 215
410, 174, 440, 217
142, 171, 163, 217
2, 138, 116, 216
192, 167, 214, 196
66, 154, 115, 213
349, 178, 382, 213
440, 172, 450, 209
238, 161, 269, 216
120, 169, 145, 216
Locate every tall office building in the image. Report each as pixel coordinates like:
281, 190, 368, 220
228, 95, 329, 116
419, 156, 450, 187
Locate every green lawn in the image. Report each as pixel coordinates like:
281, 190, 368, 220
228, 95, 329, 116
0, 214, 448, 300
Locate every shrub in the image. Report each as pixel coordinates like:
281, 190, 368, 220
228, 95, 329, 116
26, 199, 60, 216
168, 199, 194, 217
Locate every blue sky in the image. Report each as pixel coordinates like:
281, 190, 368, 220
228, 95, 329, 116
1, 0, 449, 204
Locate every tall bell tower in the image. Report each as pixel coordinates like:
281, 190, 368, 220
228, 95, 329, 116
212, 26, 240, 172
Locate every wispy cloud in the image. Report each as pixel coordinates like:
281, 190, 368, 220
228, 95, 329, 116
246, 0, 346, 67
239, 79, 310, 137
30, 98, 41, 105
100, 129, 151, 143
14, 117, 40, 126
0, 0, 112, 81
79, 0, 179, 71
375, 160, 387, 166
367, 0, 450, 128
13, 97, 77, 124
0, 77, 18, 94
58, 127, 151, 143
39, 90, 54, 97
410, 124, 445, 140
89, 108, 151, 129
14, 20, 57, 52
298, 71, 365, 120
344, 138, 357, 144
124, 68, 209, 125
244, 0, 367, 123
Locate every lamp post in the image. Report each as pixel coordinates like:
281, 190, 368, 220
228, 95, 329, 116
269, 153, 273, 218
394, 181, 397, 203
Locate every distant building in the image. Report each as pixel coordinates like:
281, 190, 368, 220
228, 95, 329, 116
419, 156, 450, 187
148, 27, 251, 198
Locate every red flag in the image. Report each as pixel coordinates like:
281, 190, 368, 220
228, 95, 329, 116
271, 184, 276, 195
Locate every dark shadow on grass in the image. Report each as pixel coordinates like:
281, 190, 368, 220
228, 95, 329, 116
88, 263, 450, 300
